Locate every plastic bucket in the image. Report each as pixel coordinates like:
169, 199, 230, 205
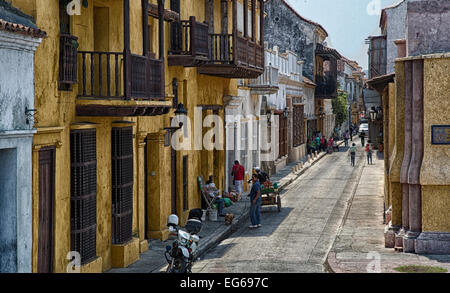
208, 209, 218, 221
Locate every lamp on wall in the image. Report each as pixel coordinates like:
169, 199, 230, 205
283, 107, 289, 118
174, 102, 187, 116
25, 107, 37, 126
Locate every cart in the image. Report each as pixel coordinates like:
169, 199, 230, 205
260, 186, 281, 212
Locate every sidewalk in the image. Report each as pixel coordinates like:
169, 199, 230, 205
107, 141, 343, 273
326, 154, 450, 273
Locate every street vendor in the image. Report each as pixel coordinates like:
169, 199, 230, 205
206, 175, 225, 217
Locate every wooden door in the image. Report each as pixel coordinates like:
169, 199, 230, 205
278, 115, 288, 158
171, 147, 177, 215
37, 147, 55, 273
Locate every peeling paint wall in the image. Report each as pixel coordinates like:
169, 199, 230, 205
0, 28, 41, 273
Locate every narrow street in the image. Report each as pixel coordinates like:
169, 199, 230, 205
192, 145, 367, 273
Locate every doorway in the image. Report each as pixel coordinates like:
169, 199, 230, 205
0, 148, 18, 272
37, 147, 55, 273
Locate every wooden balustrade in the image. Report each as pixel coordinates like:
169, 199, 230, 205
77, 51, 163, 100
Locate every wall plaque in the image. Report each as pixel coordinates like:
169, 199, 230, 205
431, 125, 450, 145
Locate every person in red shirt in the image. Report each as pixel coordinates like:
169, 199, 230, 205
327, 137, 334, 153
231, 160, 245, 196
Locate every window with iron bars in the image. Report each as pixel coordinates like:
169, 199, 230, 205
70, 128, 97, 265
58, 0, 78, 90
111, 127, 134, 245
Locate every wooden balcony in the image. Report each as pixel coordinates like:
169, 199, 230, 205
75, 51, 170, 117
248, 65, 279, 94
168, 17, 209, 67
197, 34, 264, 78
315, 43, 340, 99
314, 74, 338, 99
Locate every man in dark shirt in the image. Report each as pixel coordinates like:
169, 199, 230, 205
255, 168, 269, 185
249, 174, 262, 228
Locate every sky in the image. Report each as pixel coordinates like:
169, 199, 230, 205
285, 0, 401, 71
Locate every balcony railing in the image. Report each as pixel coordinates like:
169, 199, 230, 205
248, 65, 279, 94
168, 17, 209, 66
77, 51, 163, 100
197, 33, 264, 78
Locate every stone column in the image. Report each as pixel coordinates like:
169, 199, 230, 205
147, 131, 170, 240
136, 131, 148, 253
398, 60, 413, 249
404, 59, 424, 253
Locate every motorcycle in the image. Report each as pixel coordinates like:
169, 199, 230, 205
165, 209, 203, 273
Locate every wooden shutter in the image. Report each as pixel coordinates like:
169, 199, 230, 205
38, 147, 55, 273
111, 127, 134, 245
279, 114, 288, 158
293, 105, 305, 147
70, 129, 97, 265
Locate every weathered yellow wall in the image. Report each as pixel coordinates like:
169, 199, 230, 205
420, 56, 450, 233
388, 60, 405, 228
22, 0, 235, 272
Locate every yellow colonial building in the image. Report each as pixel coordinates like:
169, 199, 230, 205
9, 0, 264, 272
368, 0, 450, 255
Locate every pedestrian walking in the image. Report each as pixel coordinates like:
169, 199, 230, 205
344, 131, 349, 147
359, 131, 366, 147
320, 136, 326, 152
348, 143, 357, 166
315, 135, 321, 153
365, 141, 373, 165
231, 160, 245, 197
327, 136, 334, 153
311, 139, 318, 154
249, 173, 261, 229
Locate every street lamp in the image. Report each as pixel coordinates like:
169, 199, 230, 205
266, 109, 272, 124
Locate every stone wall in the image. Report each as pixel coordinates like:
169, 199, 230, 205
406, 0, 450, 56
264, 0, 318, 81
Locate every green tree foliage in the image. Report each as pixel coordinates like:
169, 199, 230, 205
332, 91, 349, 129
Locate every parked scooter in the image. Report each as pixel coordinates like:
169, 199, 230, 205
165, 209, 203, 273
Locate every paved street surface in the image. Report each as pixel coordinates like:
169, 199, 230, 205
192, 145, 365, 273
327, 155, 450, 273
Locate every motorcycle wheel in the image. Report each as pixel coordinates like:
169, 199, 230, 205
168, 257, 187, 273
